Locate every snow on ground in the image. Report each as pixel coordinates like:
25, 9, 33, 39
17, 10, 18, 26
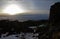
0, 32, 39, 39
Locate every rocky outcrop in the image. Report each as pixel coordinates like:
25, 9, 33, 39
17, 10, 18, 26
49, 2, 60, 26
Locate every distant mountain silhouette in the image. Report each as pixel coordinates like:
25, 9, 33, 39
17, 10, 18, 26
0, 14, 49, 22
16, 14, 49, 21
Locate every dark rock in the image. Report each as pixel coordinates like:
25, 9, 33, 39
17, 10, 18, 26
49, 2, 60, 26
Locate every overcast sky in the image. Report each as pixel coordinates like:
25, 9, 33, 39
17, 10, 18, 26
0, 0, 60, 21
0, 0, 60, 14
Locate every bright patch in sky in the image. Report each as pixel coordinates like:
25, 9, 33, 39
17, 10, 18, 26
2, 4, 24, 15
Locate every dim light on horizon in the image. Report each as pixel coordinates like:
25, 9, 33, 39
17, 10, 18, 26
0, 3, 49, 15
2, 4, 25, 15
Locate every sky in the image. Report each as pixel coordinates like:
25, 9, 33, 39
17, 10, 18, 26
0, 0, 60, 21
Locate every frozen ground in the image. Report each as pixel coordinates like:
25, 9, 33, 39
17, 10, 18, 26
0, 32, 39, 39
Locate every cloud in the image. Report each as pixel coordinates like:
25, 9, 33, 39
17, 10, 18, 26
25, 10, 49, 14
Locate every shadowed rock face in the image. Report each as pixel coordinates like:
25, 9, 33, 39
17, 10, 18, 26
49, 2, 60, 26
48, 2, 60, 39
